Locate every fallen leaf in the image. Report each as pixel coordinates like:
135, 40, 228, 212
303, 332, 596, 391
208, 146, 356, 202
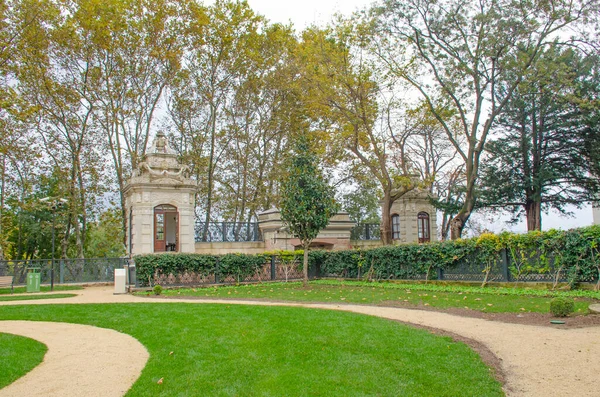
157, 378, 163, 385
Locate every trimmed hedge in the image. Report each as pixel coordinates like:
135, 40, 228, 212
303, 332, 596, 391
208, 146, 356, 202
311, 225, 600, 287
134, 225, 600, 289
135, 252, 266, 286
135, 253, 218, 286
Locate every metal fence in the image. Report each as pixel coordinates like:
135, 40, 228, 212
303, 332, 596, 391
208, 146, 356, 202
319, 248, 597, 284
351, 223, 381, 240
194, 222, 262, 242
0, 258, 128, 285
152, 255, 304, 287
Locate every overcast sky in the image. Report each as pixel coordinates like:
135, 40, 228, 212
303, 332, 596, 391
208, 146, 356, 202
246, 0, 368, 28
216, 0, 596, 233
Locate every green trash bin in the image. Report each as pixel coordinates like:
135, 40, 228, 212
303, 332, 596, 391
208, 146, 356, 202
26, 268, 41, 293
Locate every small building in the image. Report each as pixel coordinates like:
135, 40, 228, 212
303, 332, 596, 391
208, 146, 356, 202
389, 189, 438, 244
352, 189, 438, 249
124, 132, 198, 256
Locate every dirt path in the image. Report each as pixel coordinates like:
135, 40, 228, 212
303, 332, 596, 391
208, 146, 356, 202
0, 320, 148, 397
1, 286, 600, 396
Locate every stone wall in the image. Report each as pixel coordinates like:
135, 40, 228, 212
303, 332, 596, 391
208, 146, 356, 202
195, 242, 266, 255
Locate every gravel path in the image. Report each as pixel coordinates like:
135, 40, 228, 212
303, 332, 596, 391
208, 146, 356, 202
1, 286, 600, 396
0, 320, 148, 397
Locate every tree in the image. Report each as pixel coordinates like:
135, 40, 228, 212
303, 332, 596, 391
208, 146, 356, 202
168, 1, 295, 235
90, 0, 196, 242
341, 177, 381, 225
372, 0, 597, 238
480, 47, 599, 230
298, 24, 419, 245
279, 136, 339, 286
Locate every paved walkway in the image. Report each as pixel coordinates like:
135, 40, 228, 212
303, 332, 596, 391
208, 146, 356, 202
0, 320, 148, 397
1, 287, 600, 396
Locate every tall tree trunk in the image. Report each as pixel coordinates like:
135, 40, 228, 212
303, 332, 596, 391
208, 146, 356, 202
302, 241, 310, 287
380, 189, 393, 245
525, 197, 542, 231
0, 155, 5, 260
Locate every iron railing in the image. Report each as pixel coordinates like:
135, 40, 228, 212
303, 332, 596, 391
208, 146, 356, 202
351, 223, 381, 240
194, 221, 262, 242
0, 258, 128, 285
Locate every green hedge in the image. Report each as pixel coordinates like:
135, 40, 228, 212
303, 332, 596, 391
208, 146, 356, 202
135, 253, 218, 286
135, 225, 600, 289
135, 253, 268, 286
313, 225, 600, 287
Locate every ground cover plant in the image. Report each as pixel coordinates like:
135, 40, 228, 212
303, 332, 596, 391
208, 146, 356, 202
151, 280, 599, 314
0, 285, 82, 295
0, 303, 503, 396
0, 333, 47, 389
0, 294, 76, 302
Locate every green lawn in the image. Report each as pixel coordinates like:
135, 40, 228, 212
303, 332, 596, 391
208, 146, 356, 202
151, 280, 600, 314
0, 294, 76, 302
0, 303, 503, 396
0, 285, 82, 295
0, 333, 47, 389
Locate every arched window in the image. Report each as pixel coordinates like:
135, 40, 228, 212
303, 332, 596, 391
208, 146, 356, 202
391, 214, 401, 240
417, 212, 430, 243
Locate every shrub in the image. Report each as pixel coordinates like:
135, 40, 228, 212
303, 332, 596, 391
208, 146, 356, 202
135, 253, 217, 286
153, 284, 163, 296
549, 297, 575, 317
218, 253, 265, 283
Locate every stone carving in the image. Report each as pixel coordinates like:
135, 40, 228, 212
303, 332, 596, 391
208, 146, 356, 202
130, 133, 193, 184
149, 131, 176, 154
137, 162, 190, 182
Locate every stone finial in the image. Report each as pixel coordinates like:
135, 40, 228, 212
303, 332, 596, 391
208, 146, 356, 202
150, 131, 176, 154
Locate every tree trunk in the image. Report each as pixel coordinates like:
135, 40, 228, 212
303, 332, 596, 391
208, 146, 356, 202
525, 198, 542, 231
302, 242, 310, 287
450, 210, 470, 240
450, 172, 477, 239
380, 189, 393, 245
0, 155, 5, 260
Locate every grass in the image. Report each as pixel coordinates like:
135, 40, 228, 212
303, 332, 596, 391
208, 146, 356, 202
0, 285, 82, 295
0, 333, 47, 389
0, 293, 76, 302
0, 303, 503, 396
150, 280, 600, 314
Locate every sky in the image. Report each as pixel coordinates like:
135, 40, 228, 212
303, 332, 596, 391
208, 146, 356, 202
228, 0, 597, 233
246, 0, 368, 28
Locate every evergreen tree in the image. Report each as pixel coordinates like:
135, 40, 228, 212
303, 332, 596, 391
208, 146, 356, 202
279, 136, 339, 286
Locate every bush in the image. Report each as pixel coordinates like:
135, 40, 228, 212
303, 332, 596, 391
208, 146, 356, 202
549, 297, 575, 317
218, 253, 265, 283
135, 253, 217, 286
153, 284, 163, 296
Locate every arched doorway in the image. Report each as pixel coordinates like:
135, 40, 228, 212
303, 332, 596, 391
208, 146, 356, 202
417, 212, 430, 243
154, 204, 179, 252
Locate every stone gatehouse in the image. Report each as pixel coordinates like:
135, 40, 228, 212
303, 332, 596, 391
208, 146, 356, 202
125, 134, 438, 257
